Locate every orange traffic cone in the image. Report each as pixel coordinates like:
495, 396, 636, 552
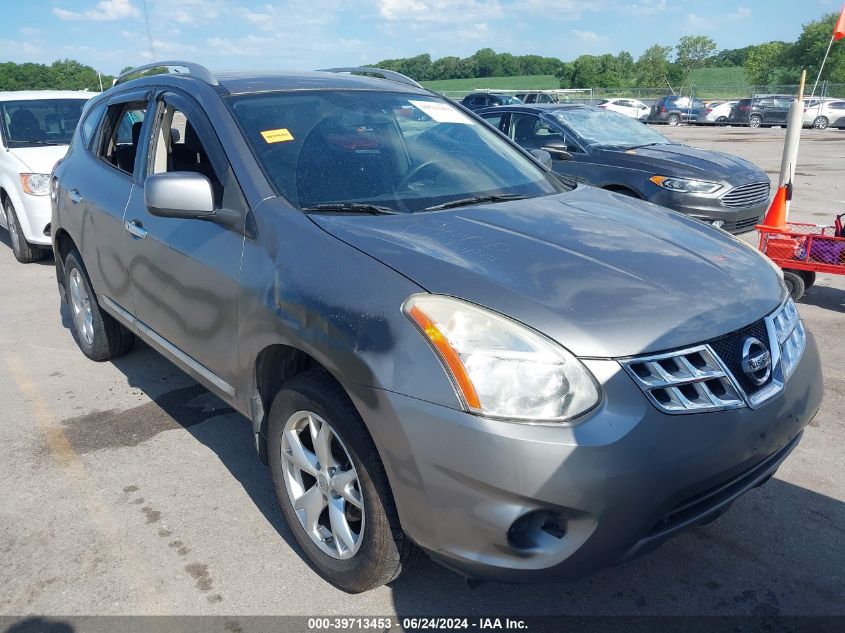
757, 186, 788, 232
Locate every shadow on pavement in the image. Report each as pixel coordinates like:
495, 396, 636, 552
801, 283, 845, 313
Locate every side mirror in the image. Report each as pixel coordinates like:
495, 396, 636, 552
145, 172, 215, 220
528, 148, 553, 169
541, 141, 573, 161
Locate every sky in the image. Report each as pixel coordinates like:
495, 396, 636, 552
1, 0, 843, 75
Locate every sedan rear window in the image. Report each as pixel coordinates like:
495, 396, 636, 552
228, 90, 564, 213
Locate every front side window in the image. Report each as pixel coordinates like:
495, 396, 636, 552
79, 101, 107, 149
0, 99, 88, 147
148, 99, 224, 204
228, 90, 566, 213
553, 108, 669, 150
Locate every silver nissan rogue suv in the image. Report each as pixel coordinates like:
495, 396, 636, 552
50, 62, 823, 592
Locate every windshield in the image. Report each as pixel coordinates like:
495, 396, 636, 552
1, 99, 88, 147
228, 90, 565, 213
553, 108, 669, 149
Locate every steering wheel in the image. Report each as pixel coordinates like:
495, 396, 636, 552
397, 159, 449, 191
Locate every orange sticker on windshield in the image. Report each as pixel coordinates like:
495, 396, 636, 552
260, 128, 294, 143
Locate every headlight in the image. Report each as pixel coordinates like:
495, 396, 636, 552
649, 175, 722, 194
404, 295, 600, 422
771, 297, 805, 381
20, 173, 51, 196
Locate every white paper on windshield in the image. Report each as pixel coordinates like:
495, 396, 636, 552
409, 100, 476, 125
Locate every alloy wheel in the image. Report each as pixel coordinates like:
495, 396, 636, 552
69, 268, 95, 346
280, 410, 365, 560
814, 116, 828, 130
749, 115, 762, 128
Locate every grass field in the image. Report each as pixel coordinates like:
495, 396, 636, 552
421, 67, 752, 95
421, 75, 559, 92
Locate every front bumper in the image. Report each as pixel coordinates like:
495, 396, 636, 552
645, 188, 766, 234
11, 192, 52, 246
344, 331, 822, 583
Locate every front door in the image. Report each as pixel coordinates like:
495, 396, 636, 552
124, 89, 247, 399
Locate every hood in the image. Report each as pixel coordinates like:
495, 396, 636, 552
313, 187, 784, 358
596, 143, 766, 185
8, 146, 70, 174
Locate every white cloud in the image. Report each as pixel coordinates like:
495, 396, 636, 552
0, 39, 41, 56
571, 29, 601, 42
627, 0, 667, 15
683, 13, 711, 32
378, 0, 503, 23
727, 7, 751, 19
53, 0, 140, 21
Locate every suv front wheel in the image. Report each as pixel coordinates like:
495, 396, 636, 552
267, 369, 420, 592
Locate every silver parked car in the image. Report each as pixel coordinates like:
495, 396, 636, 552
51, 62, 823, 592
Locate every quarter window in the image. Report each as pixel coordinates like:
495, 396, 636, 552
79, 101, 106, 149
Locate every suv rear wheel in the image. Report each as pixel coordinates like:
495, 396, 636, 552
813, 116, 829, 130
749, 114, 762, 128
667, 113, 680, 126
63, 250, 135, 361
4, 198, 46, 264
267, 369, 420, 592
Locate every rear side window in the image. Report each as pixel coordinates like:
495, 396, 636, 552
830, 101, 845, 109
79, 101, 106, 149
97, 101, 149, 176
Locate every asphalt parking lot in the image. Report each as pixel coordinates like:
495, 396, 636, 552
0, 126, 843, 620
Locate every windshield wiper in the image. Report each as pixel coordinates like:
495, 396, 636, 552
625, 142, 667, 150
301, 203, 399, 215
424, 194, 527, 212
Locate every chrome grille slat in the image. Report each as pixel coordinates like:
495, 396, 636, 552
621, 346, 744, 414
720, 182, 770, 209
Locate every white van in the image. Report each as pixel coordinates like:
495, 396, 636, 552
0, 91, 93, 262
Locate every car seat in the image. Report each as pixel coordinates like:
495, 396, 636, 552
9, 110, 45, 141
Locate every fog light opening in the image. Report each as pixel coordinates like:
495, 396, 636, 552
43, 223, 51, 237
507, 510, 566, 550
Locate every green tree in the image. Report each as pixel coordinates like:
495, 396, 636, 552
471, 48, 498, 77
790, 12, 845, 84
676, 35, 717, 88
636, 44, 674, 89
569, 55, 600, 87
744, 42, 789, 85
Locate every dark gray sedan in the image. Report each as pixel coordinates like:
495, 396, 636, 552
478, 104, 770, 234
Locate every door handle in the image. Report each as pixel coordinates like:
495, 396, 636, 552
125, 219, 148, 239
69, 189, 82, 204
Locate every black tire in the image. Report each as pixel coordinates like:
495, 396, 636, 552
814, 116, 829, 130
4, 197, 46, 264
799, 270, 816, 288
716, 116, 728, 125
267, 369, 420, 593
63, 250, 135, 361
667, 113, 680, 126
782, 271, 805, 302
749, 114, 762, 128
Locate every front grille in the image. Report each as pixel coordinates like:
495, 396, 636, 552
721, 215, 762, 234
707, 319, 771, 395
720, 182, 770, 209
622, 298, 805, 414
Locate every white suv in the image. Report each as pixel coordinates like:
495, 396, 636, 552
803, 97, 845, 129
0, 90, 92, 262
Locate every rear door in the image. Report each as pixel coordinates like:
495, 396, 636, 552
124, 89, 247, 398
66, 90, 152, 312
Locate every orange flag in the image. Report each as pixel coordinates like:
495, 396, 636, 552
835, 3, 845, 41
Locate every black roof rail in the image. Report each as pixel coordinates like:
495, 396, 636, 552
317, 67, 423, 89
114, 61, 218, 87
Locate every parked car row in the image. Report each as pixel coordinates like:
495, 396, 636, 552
460, 91, 845, 130
0, 64, 823, 596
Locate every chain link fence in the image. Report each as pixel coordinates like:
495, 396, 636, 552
436, 82, 845, 108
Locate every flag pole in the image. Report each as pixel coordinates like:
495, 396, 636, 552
809, 34, 835, 97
